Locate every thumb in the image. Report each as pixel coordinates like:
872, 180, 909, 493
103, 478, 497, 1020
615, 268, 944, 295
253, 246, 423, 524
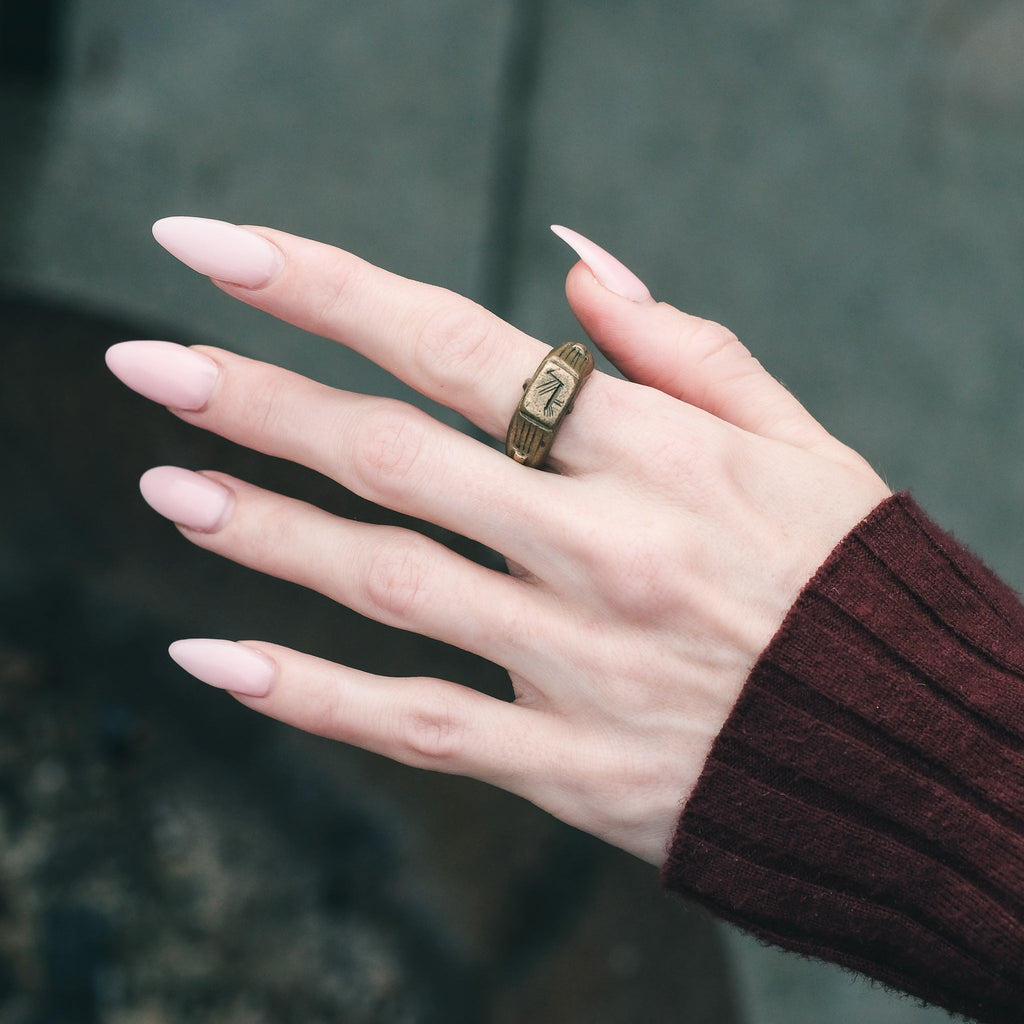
553, 226, 835, 451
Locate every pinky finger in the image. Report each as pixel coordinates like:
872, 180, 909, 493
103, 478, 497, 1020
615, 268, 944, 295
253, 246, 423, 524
168, 638, 542, 789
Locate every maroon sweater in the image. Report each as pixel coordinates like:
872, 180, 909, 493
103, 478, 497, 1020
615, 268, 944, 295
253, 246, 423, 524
661, 493, 1024, 1024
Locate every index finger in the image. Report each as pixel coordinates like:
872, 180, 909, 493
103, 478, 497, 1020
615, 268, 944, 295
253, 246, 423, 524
153, 217, 549, 438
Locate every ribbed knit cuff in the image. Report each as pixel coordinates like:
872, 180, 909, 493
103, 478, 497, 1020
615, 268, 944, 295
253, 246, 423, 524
661, 493, 1024, 1024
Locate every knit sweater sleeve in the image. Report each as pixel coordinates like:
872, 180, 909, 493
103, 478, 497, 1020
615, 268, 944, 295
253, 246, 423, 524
660, 493, 1024, 1024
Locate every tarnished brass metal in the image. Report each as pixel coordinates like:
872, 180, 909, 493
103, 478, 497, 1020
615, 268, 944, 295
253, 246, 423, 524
505, 342, 595, 469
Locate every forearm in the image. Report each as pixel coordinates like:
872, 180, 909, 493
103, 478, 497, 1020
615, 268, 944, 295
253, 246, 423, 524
662, 493, 1024, 1023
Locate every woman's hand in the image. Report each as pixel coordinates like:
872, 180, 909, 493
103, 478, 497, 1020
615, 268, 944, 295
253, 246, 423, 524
106, 217, 890, 866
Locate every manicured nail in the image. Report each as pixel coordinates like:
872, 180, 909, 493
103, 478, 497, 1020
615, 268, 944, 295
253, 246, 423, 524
152, 216, 283, 288
106, 340, 219, 411
169, 639, 276, 697
550, 225, 652, 303
139, 466, 234, 533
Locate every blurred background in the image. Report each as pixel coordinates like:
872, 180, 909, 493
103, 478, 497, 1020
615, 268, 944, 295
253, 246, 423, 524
1, 0, 1022, 1021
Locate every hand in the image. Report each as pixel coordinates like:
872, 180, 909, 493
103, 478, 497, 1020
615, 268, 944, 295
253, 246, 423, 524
106, 218, 890, 866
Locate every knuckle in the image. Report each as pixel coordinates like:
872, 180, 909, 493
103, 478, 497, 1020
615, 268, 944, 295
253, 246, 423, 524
362, 533, 433, 624
305, 254, 367, 335
245, 502, 300, 571
691, 322, 762, 397
350, 404, 429, 503
692, 319, 747, 366
237, 375, 289, 440
412, 300, 496, 390
395, 691, 465, 767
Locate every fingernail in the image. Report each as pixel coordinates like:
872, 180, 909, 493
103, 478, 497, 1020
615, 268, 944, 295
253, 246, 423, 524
139, 466, 234, 533
169, 639, 275, 697
106, 341, 219, 411
152, 216, 283, 288
550, 225, 652, 303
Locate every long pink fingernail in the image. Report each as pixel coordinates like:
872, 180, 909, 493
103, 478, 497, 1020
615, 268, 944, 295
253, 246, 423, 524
169, 639, 275, 697
550, 225, 652, 303
139, 466, 234, 533
106, 341, 219, 410
152, 216, 283, 288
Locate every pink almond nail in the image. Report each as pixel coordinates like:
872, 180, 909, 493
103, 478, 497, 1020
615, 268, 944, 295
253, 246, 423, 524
139, 466, 234, 533
152, 216, 283, 288
169, 639, 275, 697
551, 225, 652, 303
106, 341, 219, 411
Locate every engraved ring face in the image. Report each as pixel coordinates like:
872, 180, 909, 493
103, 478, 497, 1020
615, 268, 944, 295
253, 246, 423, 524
505, 343, 595, 469
522, 363, 574, 426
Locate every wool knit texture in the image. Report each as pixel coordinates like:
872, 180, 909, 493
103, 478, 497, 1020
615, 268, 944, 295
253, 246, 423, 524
661, 493, 1024, 1024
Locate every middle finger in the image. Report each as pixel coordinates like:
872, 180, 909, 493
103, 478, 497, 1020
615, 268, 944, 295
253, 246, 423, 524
120, 342, 591, 574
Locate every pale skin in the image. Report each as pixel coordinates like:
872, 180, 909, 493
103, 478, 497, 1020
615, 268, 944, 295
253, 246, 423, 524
107, 218, 891, 867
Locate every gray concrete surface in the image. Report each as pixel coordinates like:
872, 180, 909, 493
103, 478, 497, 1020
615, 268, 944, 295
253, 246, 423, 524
4, 0, 1023, 1020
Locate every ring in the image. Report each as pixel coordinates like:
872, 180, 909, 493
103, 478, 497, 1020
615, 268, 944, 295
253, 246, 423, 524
505, 342, 595, 469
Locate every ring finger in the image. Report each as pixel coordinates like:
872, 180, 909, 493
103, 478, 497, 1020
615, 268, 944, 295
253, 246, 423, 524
139, 467, 542, 675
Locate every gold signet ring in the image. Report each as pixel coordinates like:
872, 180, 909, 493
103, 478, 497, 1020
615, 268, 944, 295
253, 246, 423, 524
505, 342, 595, 469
